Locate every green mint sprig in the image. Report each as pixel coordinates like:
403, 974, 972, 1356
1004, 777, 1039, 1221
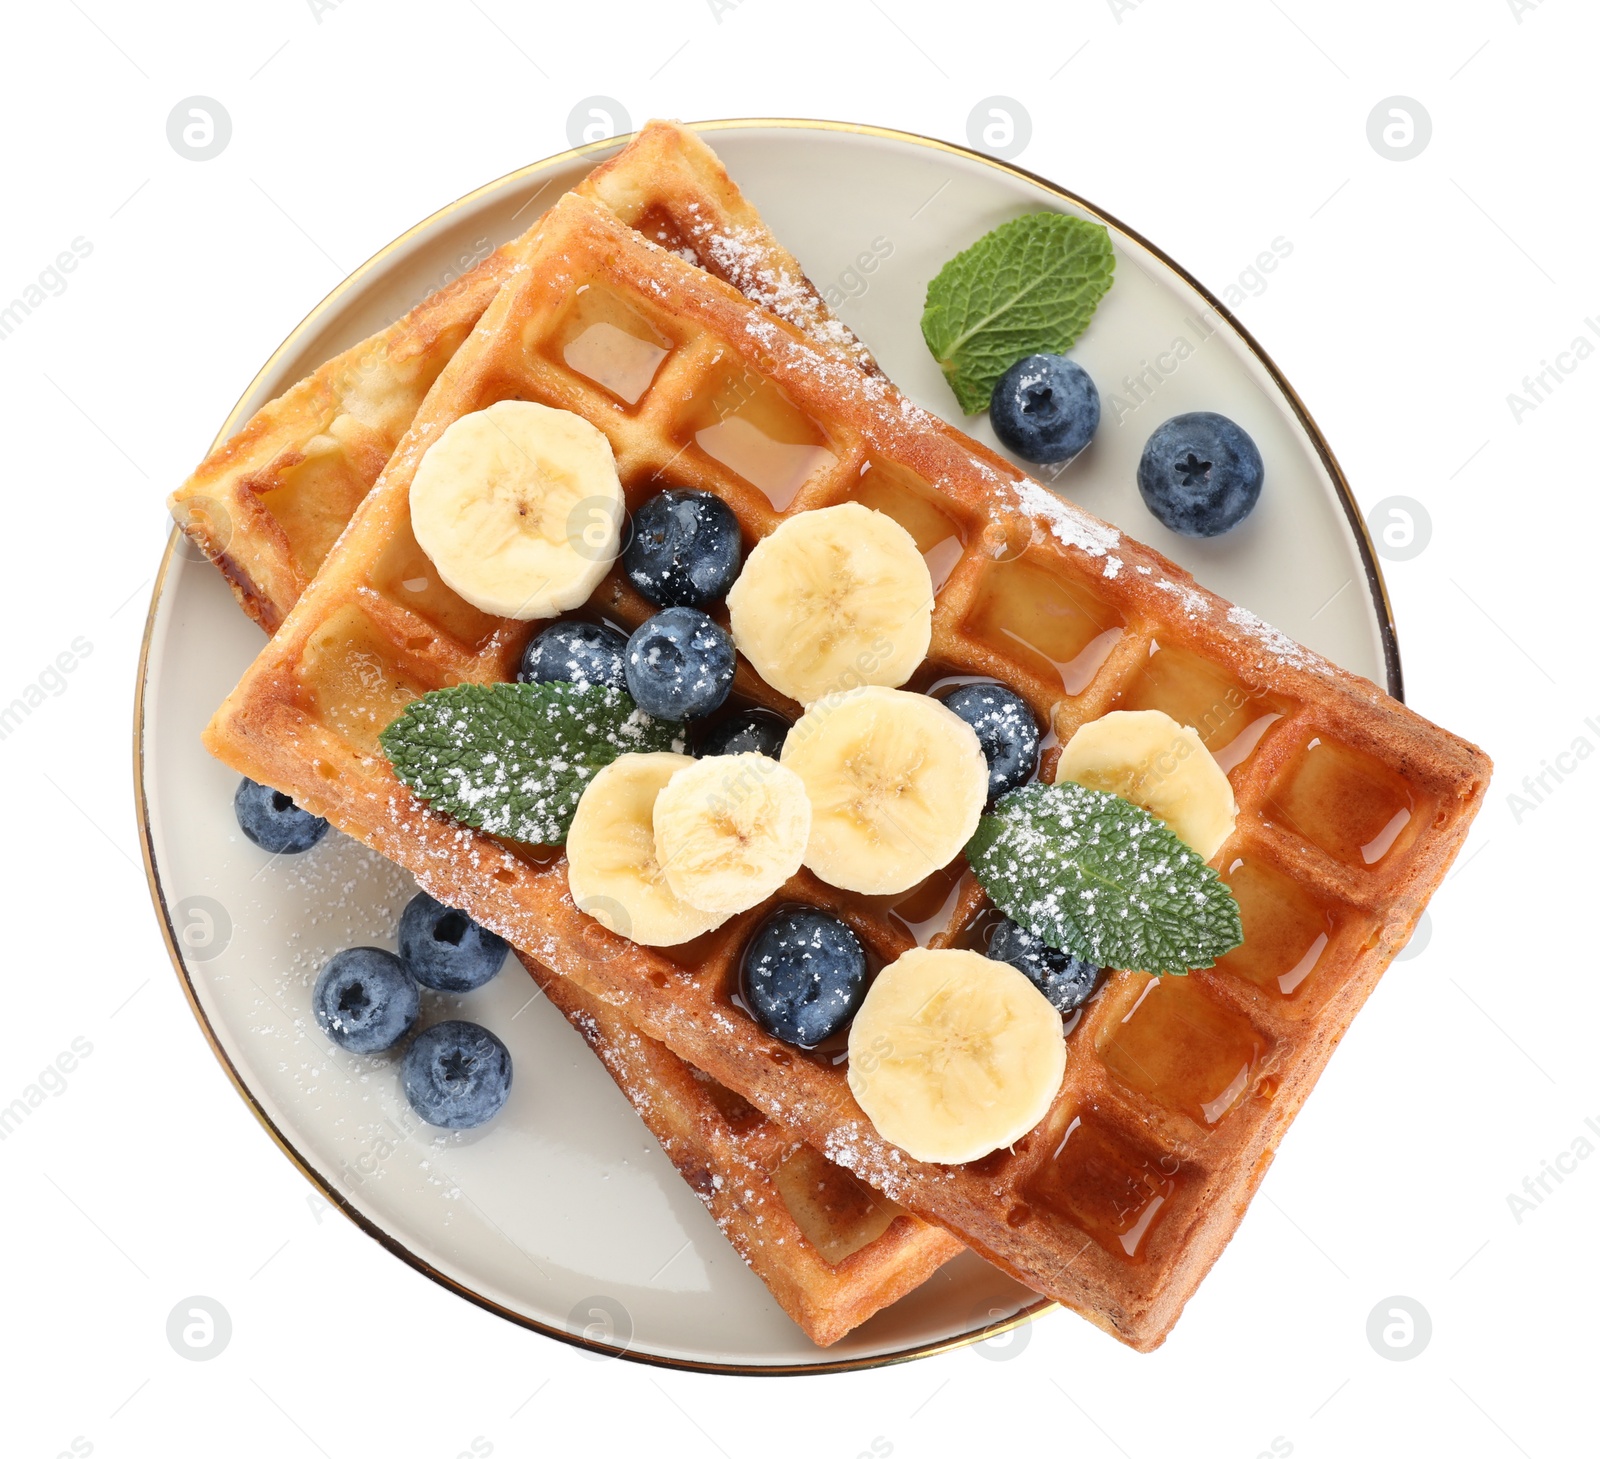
920, 212, 1115, 414
379, 681, 684, 846
965, 781, 1241, 976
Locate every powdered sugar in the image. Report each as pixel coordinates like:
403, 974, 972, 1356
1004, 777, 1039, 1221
691, 221, 876, 369
1153, 576, 1211, 619
822, 1122, 910, 1202
1006, 476, 1122, 560
1227, 604, 1313, 667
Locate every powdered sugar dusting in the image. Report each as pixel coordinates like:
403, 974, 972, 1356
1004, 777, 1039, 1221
1153, 577, 1211, 619
1007, 476, 1121, 559
823, 1122, 910, 1202
1227, 604, 1313, 667
686, 219, 876, 371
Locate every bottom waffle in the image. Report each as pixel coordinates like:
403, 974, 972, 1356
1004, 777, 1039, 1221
177, 123, 956, 1346
523, 957, 961, 1346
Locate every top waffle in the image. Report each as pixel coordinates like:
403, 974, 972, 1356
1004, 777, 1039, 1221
203, 185, 1490, 1349
171, 121, 877, 633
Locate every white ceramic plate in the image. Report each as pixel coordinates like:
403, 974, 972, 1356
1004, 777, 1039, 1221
136, 121, 1398, 1373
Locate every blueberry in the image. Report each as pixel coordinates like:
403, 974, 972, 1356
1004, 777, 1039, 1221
990, 354, 1101, 465
625, 607, 735, 720
401, 1020, 513, 1129
399, 891, 509, 992
698, 707, 791, 760
1136, 412, 1264, 537
518, 620, 628, 691
624, 490, 743, 608
312, 947, 420, 1054
987, 918, 1103, 1014
939, 682, 1039, 803
234, 777, 329, 854
742, 905, 868, 1048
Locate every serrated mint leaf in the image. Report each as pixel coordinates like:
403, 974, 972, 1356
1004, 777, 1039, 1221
379, 681, 684, 846
965, 781, 1241, 976
921, 212, 1115, 414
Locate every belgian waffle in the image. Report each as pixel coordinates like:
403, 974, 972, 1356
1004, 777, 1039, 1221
171, 120, 877, 634
202, 185, 1491, 1350
176, 124, 959, 1347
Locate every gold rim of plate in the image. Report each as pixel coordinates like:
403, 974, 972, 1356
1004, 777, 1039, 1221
132, 117, 1403, 1376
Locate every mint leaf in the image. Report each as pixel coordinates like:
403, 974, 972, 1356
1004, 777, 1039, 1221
921, 212, 1115, 414
380, 681, 684, 845
965, 781, 1241, 975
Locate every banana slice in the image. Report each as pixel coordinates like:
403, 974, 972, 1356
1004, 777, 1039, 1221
653, 753, 811, 916
409, 399, 623, 620
726, 502, 933, 705
566, 753, 726, 947
1053, 708, 1237, 859
781, 686, 987, 895
847, 948, 1066, 1165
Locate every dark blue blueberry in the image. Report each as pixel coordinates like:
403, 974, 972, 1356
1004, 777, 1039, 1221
940, 682, 1039, 804
517, 620, 628, 691
624, 490, 743, 608
312, 947, 420, 1054
234, 777, 328, 854
742, 905, 868, 1048
625, 607, 735, 720
990, 354, 1101, 465
1136, 411, 1264, 538
697, 707, 791, 760
399, 891, 509, 992
987, 918, 1103, 1014
401, 1020, 513, 1129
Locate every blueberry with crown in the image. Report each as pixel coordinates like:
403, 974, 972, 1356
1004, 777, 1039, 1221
624, 489, 743, 608
625, 608, 735, 720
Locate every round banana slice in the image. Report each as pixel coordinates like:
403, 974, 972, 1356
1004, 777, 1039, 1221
409, 399, 623, 620
781, 686, 987, 896
566, 753, 726, 947
847, 948, 1067, 1165
1053, 708, 1237, 860
726, 502, 933, 705
653, 753, 811, 916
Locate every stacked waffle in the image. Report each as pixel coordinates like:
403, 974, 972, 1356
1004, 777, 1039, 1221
175, 122, 1488, 1350
174, 122, 958, 1348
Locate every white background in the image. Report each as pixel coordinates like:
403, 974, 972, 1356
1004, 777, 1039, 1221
1, 1, 1592, 1455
